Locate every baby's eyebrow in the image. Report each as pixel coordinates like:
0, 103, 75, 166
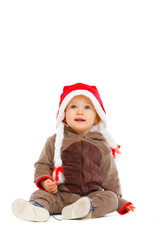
84, 103, 92, 107
69, 102, 77, 105
68, 101, 92, 106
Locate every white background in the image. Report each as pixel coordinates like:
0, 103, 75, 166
0, 0, 160, 239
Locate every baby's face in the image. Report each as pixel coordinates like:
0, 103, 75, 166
65, 95, 99, 134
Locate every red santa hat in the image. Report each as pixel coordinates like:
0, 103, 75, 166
52, 83, 120, 183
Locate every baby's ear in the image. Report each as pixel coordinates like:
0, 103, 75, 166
95, 114, 100, 123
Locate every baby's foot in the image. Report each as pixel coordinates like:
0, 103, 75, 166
12, 199, 50, 222
62, 197, 95, 220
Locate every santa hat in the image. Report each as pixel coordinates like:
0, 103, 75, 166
52, 83, 121, 183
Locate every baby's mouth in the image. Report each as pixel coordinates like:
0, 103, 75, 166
74, 118, 85, 122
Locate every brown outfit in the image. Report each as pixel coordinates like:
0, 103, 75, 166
30, 125, 130, 217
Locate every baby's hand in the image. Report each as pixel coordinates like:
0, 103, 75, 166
41, 179, 58, 194
125, 204, 136, 213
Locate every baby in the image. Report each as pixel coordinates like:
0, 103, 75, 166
12, 83, 135, 221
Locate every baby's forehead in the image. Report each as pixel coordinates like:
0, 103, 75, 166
69, 95, 93, 104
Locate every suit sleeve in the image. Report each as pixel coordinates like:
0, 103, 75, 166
34, 135, 56, 189
101, 147, 132, 214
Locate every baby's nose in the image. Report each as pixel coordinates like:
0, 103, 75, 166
76, 109, 83, 115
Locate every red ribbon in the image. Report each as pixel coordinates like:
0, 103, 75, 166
50, 167, 64, 182
111, 145, 121, 158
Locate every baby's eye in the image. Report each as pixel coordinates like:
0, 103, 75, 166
70, 105, 77, 109
84, 105, 91, 110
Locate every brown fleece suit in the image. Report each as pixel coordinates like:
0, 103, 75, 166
30, 125, 130, 217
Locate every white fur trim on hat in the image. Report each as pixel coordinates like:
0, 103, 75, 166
52, 122, 65, 183
99, 121, 117, 148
